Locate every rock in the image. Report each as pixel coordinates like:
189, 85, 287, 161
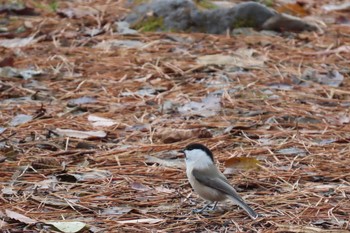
115, 21, 138, 35
262, 13, 318, 32
184, 2, 275, 34
125, 0, 318, 34
125, 0, 197, 32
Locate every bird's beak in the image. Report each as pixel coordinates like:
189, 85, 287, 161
178, 149, 185, 157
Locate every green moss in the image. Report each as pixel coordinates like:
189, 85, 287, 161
133, 0, 150, 5
232, 18, 257, 29
2, 0, 23, 3
48, 0, 58, 12
133, 16, 165, 32
260, 0, 274, 7
34, 0, 58, 12
196, 0, 218, 10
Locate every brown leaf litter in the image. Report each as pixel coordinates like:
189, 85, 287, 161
0, 0, 350, 232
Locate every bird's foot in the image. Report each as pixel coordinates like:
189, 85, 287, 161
191, 208, 205, 214
208, 202, 218, 211
192, 202, 218, 214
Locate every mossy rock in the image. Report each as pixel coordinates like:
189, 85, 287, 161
195, 0, 218, 10
133, 16, 165, 32
126, 0, 317, 34
232, 18, 258, 29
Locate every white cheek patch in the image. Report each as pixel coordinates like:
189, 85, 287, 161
185, 149, 213, 169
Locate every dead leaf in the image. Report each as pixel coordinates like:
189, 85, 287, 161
0, 66, 43, 79
101, 206, 133, 215
322, 2, 350, 12
44, 221, 86, 233
268, 83, 293, 91
0, 36, 38, 48
0, 219, 8, 229
304, 183, 350, 193
328, 113, 350, 125
30, 195, 76, 207
178, 94, 221, 117
88, 115, 117, 127
56, 170, 111, 182
94, 40, 145, 50
57, 6, 99, 19
302, 69, 344, 87
125, 124, 150, 132
335, 15, 350, 25
338, 113, 350, 124
9, 114, 32, 126
1, 146, 19, 160
130, 182, 152, 191
302, 45, 350, 56
0, 155, 6, 163
31, 158, 61, 170
79, 170, 111, 181
0, 57, 14, 67
145, 155, 184, 168
156, 127, 212, 143
277, 147, 307, 156
0, 127, 6, 134
34, 177, 58, 190
54, 128, 107, 139
67, 96, 96, 106
56, 174, 79, 183
1, 186, 16, 195
121, 87, 158, 97
5, 209, 36, 224
76, 142, 97, 149
0, 3, 38, 15
276, 3, 309, 17
83, 27, 104, 37
155, 186, 175, 193
276, 224, 349, 233
224, 157, 260, 174
197, 48, 266, 69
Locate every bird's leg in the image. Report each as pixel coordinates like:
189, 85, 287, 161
192, 202, 212, 213
209, 201, 218, 211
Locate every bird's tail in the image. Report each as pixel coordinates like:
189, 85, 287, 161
227, 195, 259, 219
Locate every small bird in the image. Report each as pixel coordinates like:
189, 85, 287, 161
182, 143, 258, 219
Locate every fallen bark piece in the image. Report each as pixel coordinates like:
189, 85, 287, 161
54, 128, 107, 139
5, 209, 36, 224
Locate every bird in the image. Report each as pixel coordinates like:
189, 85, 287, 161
182, 143, 258, 219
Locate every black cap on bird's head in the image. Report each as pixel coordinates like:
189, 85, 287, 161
183, 143, 214, 162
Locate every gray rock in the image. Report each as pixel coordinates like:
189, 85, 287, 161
262, 13, 318, 32
125, 0, 317, 34
115, 21, 138, 35
197, 2, 275, 34
126, 0, 197, 32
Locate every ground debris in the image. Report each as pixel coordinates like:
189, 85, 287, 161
1, 0, 350, 232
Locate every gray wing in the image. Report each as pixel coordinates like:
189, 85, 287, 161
192, 168, 258, 219
192, 168, 245, 202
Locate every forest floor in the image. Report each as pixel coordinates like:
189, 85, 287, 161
1, 0, 350, 232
